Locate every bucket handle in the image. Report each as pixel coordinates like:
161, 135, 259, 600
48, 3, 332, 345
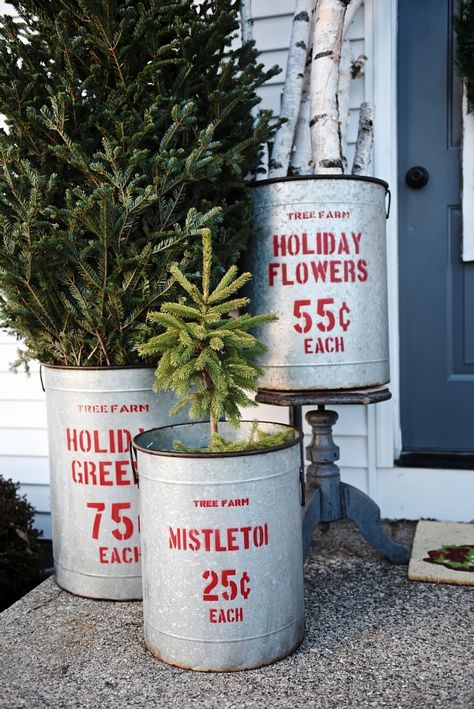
299, 464, 305, 507
385, 188, 391, 220
39, 364, 45, 392
129, 442, 139, 487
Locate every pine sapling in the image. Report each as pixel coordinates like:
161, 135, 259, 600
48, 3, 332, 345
138, 229, 290, 452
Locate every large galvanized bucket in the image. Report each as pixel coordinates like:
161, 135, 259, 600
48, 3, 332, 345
132, 421, 305, 671
248, 175, 390, 390
43, 365, 187, 600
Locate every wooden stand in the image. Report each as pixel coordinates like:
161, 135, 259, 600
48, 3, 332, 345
256, 387, 410, 564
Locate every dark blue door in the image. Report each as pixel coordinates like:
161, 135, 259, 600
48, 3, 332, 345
398, 0, 474, 457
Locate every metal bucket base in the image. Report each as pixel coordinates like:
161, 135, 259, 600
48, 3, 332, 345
54, 561, 142, 601
259, 361, 389, 391
144, 613, 305, 672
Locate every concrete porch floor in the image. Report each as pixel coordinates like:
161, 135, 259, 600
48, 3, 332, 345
0, 520, 473, 709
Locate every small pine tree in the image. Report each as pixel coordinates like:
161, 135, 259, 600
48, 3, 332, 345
0, 1, 279, 367
138, 228, 290, 451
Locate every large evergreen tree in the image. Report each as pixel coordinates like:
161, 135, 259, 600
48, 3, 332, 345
0, 0, 278, 366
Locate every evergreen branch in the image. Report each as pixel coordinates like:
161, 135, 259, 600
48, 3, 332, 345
208, 271, 253, 304
202, 227, 212, 301
169, 264, 203, 304
205, 297, 250, 315
160, 302, 201, 319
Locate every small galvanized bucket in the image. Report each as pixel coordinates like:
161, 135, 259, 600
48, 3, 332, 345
43, 365, 188, 600
248, 175, 390, 390
132, 420, 305, 671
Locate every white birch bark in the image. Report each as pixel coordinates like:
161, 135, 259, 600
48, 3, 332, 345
337, 38, 352, 172
255, 142, 270, 181
351, 101, 374, 175
269, 0, 313, 178
290, 54, 313, 175
310, 0, 348, 174
351, 53, 367, 79
240, 0, 254, 46
239, 0, 269, 180
343, 0, 363, 35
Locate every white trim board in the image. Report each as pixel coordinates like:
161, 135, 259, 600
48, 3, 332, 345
379, 466, 474, 523
462, 92, 474, 261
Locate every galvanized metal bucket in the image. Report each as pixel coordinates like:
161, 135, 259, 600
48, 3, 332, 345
248, 175, 390, 390
132, 421, 305, 671
43, 365, 188, 600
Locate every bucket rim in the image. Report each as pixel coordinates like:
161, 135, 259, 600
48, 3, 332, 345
41, 363, 155, 371
249, 174, 389, 190
132, 420, 303, 459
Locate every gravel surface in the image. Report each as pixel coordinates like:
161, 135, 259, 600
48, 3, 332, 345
1, 520, 473, 709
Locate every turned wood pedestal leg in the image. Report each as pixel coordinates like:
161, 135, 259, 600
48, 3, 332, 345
257, 387, 410, 565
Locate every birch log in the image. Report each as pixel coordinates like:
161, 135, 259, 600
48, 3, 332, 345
240, 0, 254, 47
240, 0, 269, 180
336, 0, 364, 171
310, 0, 348, 174
337, 39, 352, 172
269, 0, 313, 178
351, 53, 367, 79
343, 0, 363, 34
351, 101, 374, 175
290, 54, 313, 175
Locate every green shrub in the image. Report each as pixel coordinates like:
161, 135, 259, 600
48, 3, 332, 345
0, 476, 43, 611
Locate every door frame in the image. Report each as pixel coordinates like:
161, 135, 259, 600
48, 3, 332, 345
368, 1, 474, 522
364, 0, 402, 468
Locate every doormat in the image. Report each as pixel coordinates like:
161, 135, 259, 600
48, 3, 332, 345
408, 520, 474, 586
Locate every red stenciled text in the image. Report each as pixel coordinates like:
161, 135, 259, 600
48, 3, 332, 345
209, 607, 244, 624
98, 546, 141, 564
66, 427, 142, 454
193, 498, 250, 508
86, 501, 140, 541
72, 459, 133, 486
202, 569, 251, 602
77, 403, 150, 414
268, 259, 368, 286
203, 569, 250, 625
268, 231, 367, 286
86, 501, 141, 565
304, 337, 345, 354
272, 231, 361, 257
168, 524, 269, 552
287, 210, 350, 220
67, 428, 144, 487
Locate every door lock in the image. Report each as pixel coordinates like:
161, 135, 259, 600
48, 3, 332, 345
405, 166, 429, 189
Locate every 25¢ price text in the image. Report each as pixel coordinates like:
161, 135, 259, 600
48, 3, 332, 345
202, 569, 250, 625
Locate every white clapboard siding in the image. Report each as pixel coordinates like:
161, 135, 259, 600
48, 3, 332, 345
0, 455, 49, 485
0, 330, 49, 535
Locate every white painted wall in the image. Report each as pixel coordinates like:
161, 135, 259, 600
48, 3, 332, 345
0, 331, 50, 537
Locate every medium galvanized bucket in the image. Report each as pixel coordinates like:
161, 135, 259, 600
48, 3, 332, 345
248, 175, 390, 390
132, 421, 305, 671
43, 365, 187, 600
